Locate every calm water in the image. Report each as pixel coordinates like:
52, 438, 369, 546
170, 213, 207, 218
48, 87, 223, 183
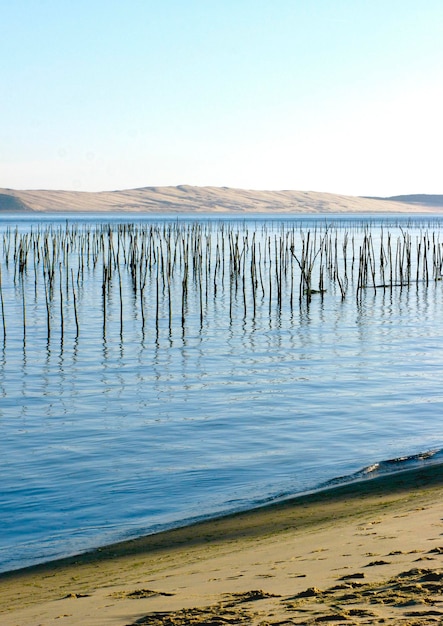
1, 214, 443, 573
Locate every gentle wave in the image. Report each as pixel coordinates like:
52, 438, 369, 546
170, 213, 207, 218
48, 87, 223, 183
316, 448, 443, 491
139, 448, 443, 530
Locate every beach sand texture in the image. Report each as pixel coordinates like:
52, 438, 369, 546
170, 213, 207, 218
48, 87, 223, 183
1, 465, 442, 625
1, 186, 443, 213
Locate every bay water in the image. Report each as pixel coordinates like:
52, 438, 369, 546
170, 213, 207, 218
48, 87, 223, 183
1, 214, 442, 573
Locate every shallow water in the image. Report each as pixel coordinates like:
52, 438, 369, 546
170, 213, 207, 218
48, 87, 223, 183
1, 214, 442, 572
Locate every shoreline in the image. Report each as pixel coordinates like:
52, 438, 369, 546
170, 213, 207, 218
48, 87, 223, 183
3, 462, 442, 578
1, 463, 442, 624
3, 450, 441, 578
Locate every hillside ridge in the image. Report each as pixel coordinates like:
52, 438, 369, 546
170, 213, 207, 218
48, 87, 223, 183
1, 186, 442, 214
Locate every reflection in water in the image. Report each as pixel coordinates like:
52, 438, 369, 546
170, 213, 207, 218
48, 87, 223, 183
0, 216, 443, 571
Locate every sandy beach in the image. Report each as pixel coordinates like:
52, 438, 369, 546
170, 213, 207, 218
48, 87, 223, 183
0, 465, 442, 625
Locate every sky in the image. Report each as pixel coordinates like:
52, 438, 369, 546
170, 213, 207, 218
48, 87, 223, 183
1, 0, 443, 196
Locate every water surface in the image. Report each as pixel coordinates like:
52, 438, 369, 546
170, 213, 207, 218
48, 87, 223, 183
1, 214, 442, 572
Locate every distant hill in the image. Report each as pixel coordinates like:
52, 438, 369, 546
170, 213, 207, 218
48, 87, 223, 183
382, 194, 443, 207
0, 186, 442, 214
0, 193, 33, 212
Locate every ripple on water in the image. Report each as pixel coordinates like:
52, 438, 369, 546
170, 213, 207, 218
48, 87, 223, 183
1, 215, 443, 571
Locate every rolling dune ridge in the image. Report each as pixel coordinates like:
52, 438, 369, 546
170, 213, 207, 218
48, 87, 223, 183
1, 185, 443, 214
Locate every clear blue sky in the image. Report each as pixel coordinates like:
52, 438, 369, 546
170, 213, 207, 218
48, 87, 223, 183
1, 0, 443, 195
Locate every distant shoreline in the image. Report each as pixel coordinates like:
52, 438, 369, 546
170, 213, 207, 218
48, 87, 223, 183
2, 185, 443, 214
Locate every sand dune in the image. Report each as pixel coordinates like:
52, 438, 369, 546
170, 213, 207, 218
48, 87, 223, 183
1, 185, 443, 214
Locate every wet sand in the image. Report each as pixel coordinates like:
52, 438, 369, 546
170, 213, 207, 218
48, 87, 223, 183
1, 464, 442, 625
